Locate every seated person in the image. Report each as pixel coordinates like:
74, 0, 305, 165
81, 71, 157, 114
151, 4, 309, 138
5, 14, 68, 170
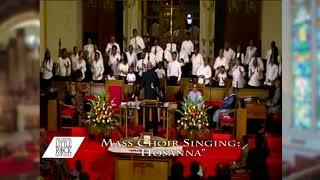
188, 84, 203, 106
212, 87, 237, 129
213, 66, 227, 87
264, 78, 281, 115
231, 135, 249, 173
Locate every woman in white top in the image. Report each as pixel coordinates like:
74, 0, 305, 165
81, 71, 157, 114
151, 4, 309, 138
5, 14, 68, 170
248, 58, 263, 87
108, 45, 121, 76
126, 67, 137, 98
214, 49, 229, 73
91, 52, 104, 82
41, 49, 53, 90
73, 50, 86, 80
126, 45, 138, 68
264, 54, 279, 86
118, 54, 129, 79
197, 57, 212, 86
230, 58, 246, 88
244, 40, 257, 65
56, 48, 71, 81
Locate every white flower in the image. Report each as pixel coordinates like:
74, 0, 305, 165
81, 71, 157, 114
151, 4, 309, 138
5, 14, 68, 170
102, 120, 105, 123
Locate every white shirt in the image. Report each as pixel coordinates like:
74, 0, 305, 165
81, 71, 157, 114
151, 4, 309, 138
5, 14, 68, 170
143, 53, 156, 67
130, 36, 145, 54
233, 52, 245, 63
109, 53, 121, 75
231, 65, 245, 88
191, 53, 204, 75
197, 65, 212, 85
57, 57, 71, 77
265, 63, 279, 86
224, 48, 235, 65
249, 57, 264, 71
126, 51, 138, 67
248, 66, 263, 87
244, 46, 257, 65
155, 68, 166, 79
136, 59, 145, 77
107, 75, 115, 80
118, 63, 129, 77
105, 42, 120, 55
89, 50, 103, 65
42, 59, 53, 79
71, 54, 79, 71
217, 72, 227, 86
91, 59, 104, 80
167, 60, 182, 82
73, 59, 87, 80
126, 73, 136, 83
214, 56, 229, 70
164, 43, 177, 62
180, 40, 194, 63
83, 44, 94, 60
151, 45, 164, 64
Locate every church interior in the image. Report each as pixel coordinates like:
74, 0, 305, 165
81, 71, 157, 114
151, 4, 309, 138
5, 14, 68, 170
0, 0, 319, 179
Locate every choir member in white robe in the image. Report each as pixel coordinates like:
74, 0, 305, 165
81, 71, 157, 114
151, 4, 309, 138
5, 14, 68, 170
126, 45, 138, 68
244, 40, 257, 65
266, 42, 282, 76
91, 52, 104, 81
143, 48, 156, 68
83, 38, 94, 62
217, 67, 227, 87
136, 53, 146, 78
151, 39, 163, 64
264, 56, 279, 86
41, 49, 53, 90
224, 42, 235, 66
130, 29, 145, 54
155, 63, 166, 79
214, 49, 229, 72
249, 55, 264, 72
89, 45, 104, 65
108, 45, 121, 75
105, 36, 120, 55
56, 48, 71, 80
73, 50, 86, 80
126, 67, 137, 98
118, 55, 129, 79
197, 57, 212, 85
191, 47, 204, 77
180, 32, 194, 64
71, 46, 79, 71
248, 58, 263, 87
164, 43, 173, 63
167, 52, 182, 85
230, 58, 246, 88
233, 45, 245, 65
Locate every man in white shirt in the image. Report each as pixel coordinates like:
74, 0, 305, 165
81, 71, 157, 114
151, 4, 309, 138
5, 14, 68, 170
164, 41, 177, 65
105, 36, 120, 55
83, 38, 94, 62
56, 48, 71, 81
126, 45, 138, 68
224, 41, 235, 67
151, 39, 163, 64
197, 57, 212, 86
71, 46, 79, 71
180, 32, 194, 64
130, 29, 145, 56
167, 52, 182, 85
108, 45, 121, 76
214, 49, 229, 73
143, 46, 156, 68
244, 40, 257, 65
191, 46, 204, 78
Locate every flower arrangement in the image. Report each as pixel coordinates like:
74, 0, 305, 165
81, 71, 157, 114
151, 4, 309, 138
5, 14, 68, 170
176, 95, 211, 139
87, 94, 119, 137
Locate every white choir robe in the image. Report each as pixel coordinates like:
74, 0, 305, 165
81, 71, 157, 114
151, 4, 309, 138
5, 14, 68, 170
249, 57, 264, 71
109, 53, 121, 75
91, 59, 104, 80
191, 53, 204, 76
224, 48, 235, 66
136, 59, 146, 77
248, 66, 263, 87
126, 51, 138, 68
73, 59, 87, 80
214, 56, 229, 71
71, 54, 79, 71
89, 50, 103, 65
83, 44, 94, 61
217, 72, 227, 87
167, 60, 182, 82
105, 42, 120, 55
155, 68, 166, 79
151, 45, 164, 64
264, 63, 279, 86
118, 63, 129, 77
56, 57, 71, 77
231, 65, 246, 88
180, 40, 194, 63
244, 46, 257, 65
41, 59, 53, 79
164, 49, 173, 63
143, 53, 156, 67
197, 65, 212, 85
130, 36, 145, 54
126, 73, 136, 83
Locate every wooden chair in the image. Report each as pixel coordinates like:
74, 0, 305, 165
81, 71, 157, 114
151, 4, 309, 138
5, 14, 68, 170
219, 108, 237, 136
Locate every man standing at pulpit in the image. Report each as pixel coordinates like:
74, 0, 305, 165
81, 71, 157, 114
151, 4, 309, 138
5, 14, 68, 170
140, 62, 160, 135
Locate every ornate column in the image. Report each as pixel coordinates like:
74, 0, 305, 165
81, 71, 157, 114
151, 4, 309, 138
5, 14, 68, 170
123, 0, 142, 51
200, 0, 215, 59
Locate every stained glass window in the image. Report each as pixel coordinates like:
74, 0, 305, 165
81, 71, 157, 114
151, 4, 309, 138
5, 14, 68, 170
292, 0, 313, 129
